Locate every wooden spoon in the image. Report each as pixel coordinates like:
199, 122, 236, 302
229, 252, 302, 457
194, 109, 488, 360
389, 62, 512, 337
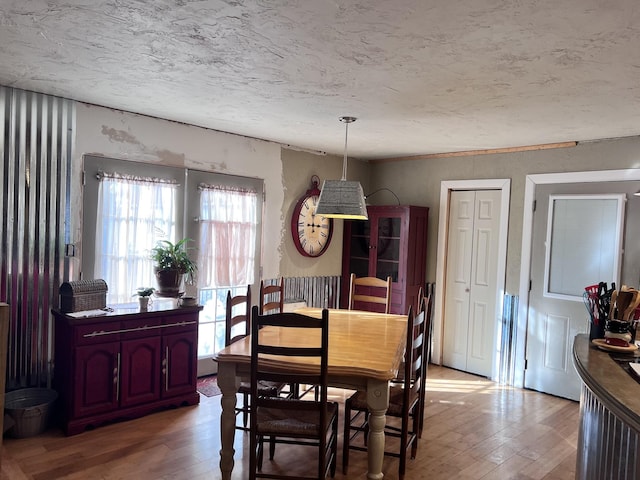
616, 290, 634, 321
623, 291, 640, 320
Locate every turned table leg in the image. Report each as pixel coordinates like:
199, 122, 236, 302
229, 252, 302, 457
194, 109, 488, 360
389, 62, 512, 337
366, 378, 390, 480
217, 362, 239, 480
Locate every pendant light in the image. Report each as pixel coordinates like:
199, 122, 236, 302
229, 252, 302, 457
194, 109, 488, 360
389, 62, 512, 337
315, 116, 368, 220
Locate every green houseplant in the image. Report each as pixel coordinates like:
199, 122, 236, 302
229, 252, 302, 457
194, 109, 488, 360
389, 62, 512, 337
134, 287, 155, 297
133, 287, 155, 310
150, 238, 197, 297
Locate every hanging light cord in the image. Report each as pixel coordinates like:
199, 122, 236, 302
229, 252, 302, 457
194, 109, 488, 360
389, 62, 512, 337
365, 188, 401, 204
341, 121, 349, 180
339, 116, 356, 181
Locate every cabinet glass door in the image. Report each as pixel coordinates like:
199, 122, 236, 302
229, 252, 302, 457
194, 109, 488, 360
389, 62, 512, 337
374, 216, 401, 282
348, 220, 371, 277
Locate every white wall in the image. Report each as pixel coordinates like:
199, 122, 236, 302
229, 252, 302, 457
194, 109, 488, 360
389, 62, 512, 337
73, 103, 284, 279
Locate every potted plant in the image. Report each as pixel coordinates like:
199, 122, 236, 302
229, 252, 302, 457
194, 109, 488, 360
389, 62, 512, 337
150, 238, 197, 297
133, 287, 155, 310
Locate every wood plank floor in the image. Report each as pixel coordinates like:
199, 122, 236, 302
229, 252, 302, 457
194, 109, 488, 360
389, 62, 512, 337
1, 365, 579, 479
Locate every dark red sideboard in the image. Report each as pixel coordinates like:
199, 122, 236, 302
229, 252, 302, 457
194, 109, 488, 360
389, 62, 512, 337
52, 301, 201, 435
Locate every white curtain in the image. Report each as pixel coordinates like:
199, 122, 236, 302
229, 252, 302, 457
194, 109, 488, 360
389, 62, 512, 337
198, 184, 258, 288
95, 172, 178, 304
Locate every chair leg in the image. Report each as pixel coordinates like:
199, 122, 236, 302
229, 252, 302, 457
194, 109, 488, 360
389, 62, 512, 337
363, 411, 369, 446
269, 435, 276, 460
418, 391, 426, 438
399, 412, 409, 480
411, 405, 420, 459
330, 412, 338, 477
242, 391, 249, 429
257, 435, 264, 470
342, 399, 351, 474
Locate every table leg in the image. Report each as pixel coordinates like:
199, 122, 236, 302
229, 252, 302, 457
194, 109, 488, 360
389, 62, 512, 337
218, 362, 239, 480
366, 378, 389, 480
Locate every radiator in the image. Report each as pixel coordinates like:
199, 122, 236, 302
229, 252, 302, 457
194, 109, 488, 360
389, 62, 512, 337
264, 276, 341, 309
499, 294, 518, 385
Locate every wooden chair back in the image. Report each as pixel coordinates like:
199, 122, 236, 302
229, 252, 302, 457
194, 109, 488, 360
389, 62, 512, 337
348, 273, 392, 314
259, 278, 284, 315
249, 305, 335, 478
225, 286, 251, 346
401, 304, 425, 406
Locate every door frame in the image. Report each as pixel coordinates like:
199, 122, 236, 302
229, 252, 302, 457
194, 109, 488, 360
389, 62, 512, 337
433, 178, 511, 382
516, 168, 640, 388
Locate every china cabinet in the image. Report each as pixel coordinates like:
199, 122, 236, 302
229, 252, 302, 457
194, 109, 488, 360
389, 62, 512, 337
341, 205, 429, 314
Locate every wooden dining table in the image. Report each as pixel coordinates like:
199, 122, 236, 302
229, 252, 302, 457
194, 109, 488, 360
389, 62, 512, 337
214, 307, 408, 480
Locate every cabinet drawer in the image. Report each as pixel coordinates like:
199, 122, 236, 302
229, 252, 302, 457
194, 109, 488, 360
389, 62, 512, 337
75, 322, 122, 346
121, 317, 163, 340
162, 312, 198, 334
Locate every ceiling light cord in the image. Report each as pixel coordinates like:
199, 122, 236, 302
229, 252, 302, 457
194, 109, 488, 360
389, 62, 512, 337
365, 188, 401, 205
339, 116, 356, 181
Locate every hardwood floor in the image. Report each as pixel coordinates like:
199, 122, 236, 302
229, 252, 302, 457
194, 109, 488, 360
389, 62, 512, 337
1, 365, 579, 479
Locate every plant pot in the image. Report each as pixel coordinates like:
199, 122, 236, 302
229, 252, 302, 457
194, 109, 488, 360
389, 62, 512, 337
155, 268, 183, 297
138, 296, 150, 311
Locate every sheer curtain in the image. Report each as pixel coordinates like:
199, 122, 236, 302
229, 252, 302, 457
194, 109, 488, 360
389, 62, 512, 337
95, 171, 178, 304
197, 184, 258, 289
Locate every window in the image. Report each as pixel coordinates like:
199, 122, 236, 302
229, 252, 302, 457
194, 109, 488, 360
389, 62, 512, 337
83, 156, 263, 374
544, 194, 626, 300
94, 171, 179, 304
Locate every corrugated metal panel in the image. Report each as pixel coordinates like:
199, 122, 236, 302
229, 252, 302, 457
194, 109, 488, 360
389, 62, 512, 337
499, 293, 518, 385
577, 384, 640, 479
0, 86, 75, 388
263, 276, 341, 309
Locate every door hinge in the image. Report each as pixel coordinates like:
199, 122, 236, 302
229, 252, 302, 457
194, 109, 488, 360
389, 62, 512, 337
524, 359, 528, 370
529, 280, 532, 291
532, 199, 536, 212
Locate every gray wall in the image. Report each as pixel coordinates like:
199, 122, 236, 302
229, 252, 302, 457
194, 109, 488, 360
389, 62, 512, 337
367, 137, 640, 294
280, 148, 370, 278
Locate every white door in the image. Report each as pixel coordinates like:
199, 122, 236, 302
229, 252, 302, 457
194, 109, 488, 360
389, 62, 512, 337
185, 170, 263, 377
525, 186, 626, 400
443, 190, 501, 377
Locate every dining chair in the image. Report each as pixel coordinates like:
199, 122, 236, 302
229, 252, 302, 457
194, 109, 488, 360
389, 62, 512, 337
249, 305, 338, 480
342, 303, 426, 480
225, 286, 286, 431
259, 277, 284, 315
348, 273, 392, 314
259, 277, 317, 399
418, 295, 432, 438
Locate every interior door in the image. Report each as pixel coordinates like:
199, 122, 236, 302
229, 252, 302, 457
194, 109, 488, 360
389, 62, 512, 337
185, 169, 263, 377
525, 186, 626, 400
443, 190, 501, 377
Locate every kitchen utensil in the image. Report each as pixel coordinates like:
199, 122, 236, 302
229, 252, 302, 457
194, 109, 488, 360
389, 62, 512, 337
623, 290, 640, 320
616, 290, 634, 320
609, 289, 618, 320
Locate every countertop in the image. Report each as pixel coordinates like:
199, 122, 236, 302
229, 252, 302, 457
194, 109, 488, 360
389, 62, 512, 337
52, 299, 202, 324
573, 333, 640, 431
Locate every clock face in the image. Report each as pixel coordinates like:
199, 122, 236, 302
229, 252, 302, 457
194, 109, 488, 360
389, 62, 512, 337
292, 193, 333, 257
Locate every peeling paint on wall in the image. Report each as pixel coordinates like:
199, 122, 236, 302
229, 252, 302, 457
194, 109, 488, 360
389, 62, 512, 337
101, 125, 141, 145
155, 149, 186, 165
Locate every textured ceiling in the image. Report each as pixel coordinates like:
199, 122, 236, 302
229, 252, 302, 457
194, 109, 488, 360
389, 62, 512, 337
1, 0, 640, 159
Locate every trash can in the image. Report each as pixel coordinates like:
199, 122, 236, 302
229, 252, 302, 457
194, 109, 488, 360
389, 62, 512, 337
4, 388, 58, 438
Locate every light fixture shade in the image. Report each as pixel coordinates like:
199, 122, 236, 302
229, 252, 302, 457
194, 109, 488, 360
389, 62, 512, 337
315, 180, 368, 220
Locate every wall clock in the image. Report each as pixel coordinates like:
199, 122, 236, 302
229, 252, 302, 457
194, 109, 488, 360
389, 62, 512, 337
291, 176, 334, 257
